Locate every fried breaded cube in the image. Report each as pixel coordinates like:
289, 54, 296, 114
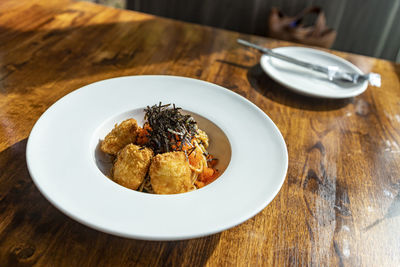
101, 118, 139, 155
149, 151, 193, 194
112, 144, 153, 190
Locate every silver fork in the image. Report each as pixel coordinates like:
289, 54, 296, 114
237, 39, 381, 87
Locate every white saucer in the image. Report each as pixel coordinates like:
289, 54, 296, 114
260, 47, 368, 98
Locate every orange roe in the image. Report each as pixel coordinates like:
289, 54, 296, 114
136, 123, 151, 145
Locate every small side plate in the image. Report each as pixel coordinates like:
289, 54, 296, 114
260, 47, 368, 98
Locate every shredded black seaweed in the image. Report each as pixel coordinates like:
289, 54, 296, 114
144, 102, 198, 155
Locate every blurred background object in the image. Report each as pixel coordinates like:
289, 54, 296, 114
81, 0, 400, 62
267, 6, 337, 49
82, 0, 126, 9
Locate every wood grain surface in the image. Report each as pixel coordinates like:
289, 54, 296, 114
1, 0, 400, 266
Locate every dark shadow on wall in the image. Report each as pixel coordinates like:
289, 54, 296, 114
0, 139, 221, 265
126, 0, 316, 37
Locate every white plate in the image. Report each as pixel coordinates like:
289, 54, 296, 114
260, 47, 368, 98
26, 75, 288, 241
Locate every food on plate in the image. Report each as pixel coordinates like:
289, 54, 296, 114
100, 118, 139, 155
112, 144, 153, 190
100, 103, 220, 194
149, 151, 193, 194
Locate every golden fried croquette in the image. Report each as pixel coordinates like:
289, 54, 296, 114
112, 144, 153, 190
101, 118, 139, 155
149, 151, 193, 194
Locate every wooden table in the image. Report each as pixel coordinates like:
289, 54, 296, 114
1, 0, 399, 266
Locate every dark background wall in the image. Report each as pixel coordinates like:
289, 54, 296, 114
126, 0, 400, 62
85, 0, 400, 62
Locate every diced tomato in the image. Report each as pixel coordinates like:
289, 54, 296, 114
196, 167, 219, 188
